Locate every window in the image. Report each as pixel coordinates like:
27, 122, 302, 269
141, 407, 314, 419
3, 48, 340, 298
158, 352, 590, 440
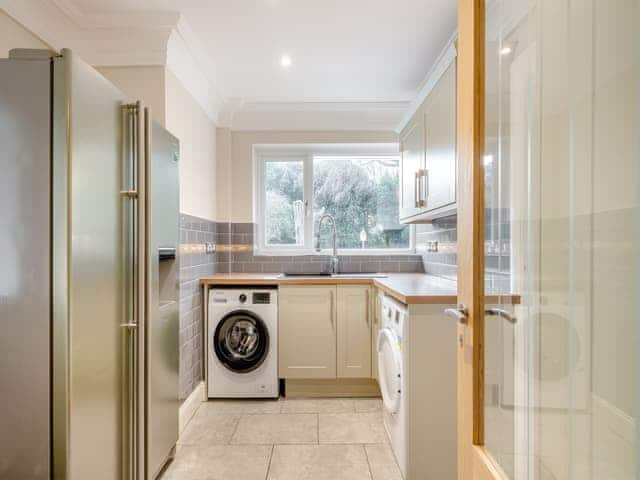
255, 147, 412, 254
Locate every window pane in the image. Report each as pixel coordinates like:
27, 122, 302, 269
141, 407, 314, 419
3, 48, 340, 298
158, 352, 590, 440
313, 156, 409, 249
264, 160, 304, 246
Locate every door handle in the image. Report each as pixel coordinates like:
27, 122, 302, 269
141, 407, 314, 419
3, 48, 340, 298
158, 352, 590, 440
444, 304, 468, 324
485, 308, 517, 324
414, 171, 420, 208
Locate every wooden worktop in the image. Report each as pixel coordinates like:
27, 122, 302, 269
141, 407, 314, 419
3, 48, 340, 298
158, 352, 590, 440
199, 273, 519, 305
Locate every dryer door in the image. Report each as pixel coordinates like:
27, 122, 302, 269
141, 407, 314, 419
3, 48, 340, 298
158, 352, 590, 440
214, 310, 270, 373
377, 328, 402, 415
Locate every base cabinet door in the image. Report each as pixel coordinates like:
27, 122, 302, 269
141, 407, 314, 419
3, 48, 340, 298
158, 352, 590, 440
279, 286, 337, 379
337, 286, 372, 378
371, 289, 383, 381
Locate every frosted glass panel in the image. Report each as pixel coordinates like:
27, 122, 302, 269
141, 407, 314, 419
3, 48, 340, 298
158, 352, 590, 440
484, 1, 639, 478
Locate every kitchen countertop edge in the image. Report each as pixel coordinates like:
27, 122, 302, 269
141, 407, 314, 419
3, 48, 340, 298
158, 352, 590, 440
199, 273, 520, 305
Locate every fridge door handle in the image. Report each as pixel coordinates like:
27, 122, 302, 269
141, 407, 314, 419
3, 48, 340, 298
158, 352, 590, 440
121, 100, 145, 480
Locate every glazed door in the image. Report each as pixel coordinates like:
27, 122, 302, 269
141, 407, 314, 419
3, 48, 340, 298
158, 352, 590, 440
456, 0, 640, 479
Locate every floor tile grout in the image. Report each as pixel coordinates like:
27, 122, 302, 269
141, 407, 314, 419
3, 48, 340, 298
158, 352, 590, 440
362, 444, 375, 480
264, 444, 275, 480
228, 414, 242, 444
167, 398, 389, 480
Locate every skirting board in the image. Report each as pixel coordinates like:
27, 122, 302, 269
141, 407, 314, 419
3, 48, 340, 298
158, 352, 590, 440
285, 378, 381, 398
179, 381, 205, 434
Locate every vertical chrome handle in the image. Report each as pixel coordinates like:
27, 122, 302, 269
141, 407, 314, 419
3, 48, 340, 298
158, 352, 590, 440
414, 171, 420, 207
365, 288, 370, 326
120, 101, 144, 480
415, 169, 428, 207
329, 289, 335, 326
421, 169, 429, 204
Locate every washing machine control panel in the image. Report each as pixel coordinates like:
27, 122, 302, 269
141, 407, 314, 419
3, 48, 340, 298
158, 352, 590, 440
210, 289, 276, 307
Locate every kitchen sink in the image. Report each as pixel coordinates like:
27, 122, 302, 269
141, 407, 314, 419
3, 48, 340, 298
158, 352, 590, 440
279, 272, 331, 277
279, 272, 387, 279
331, 273, 387, 278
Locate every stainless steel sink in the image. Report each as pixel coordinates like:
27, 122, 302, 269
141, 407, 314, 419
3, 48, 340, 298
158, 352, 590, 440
279, 272, 331, 278
331, 273, 387, 278
279, 272, 387, 279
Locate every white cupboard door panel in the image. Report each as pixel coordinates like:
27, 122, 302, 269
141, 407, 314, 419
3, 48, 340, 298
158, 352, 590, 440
424, 62, 457, 212
371, 289, 383, 381
400, 118, 425, 220
337, 286, 372, 378
279, 286, 337, 379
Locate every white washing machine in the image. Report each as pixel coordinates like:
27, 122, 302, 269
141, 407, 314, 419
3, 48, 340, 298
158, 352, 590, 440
377, 295, 408, 478
208, 287, 278, 398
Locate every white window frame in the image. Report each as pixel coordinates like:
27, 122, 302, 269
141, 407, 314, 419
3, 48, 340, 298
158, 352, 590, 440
254, 145, 415, 256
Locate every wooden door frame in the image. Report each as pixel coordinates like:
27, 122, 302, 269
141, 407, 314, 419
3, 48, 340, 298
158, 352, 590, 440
456, 0, 510, 478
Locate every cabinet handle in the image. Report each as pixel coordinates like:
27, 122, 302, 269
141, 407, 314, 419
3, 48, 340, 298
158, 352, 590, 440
365, 289, 370, 326
329, 289, 335, 326
415, 169, 427, 208
414, 171, 420, 208
421, 169, 429, 204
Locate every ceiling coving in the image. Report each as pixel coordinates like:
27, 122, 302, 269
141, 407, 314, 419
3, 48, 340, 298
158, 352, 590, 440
2, 0, 456, 130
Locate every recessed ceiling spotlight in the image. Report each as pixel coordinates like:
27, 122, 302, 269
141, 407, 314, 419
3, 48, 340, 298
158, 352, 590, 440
499, 45, 513, 56
280, 54, 292, 69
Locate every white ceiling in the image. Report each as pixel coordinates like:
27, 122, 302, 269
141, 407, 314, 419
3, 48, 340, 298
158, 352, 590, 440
64, 0, 457, 104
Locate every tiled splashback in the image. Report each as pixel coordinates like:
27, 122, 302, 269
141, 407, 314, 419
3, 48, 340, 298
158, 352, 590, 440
178, 213, 216, 401
416, 213, 511, 292
216, 222, 424, 274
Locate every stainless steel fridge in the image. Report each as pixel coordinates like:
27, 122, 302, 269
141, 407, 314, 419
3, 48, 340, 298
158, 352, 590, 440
0, 48, 179, 480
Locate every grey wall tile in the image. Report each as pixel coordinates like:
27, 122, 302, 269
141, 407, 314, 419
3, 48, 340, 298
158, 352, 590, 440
178, 213, 216, 402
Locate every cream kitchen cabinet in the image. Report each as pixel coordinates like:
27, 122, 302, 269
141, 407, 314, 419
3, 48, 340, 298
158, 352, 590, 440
279, 285, 373, 380
371, 289, 384, 381
337, 285, 373, 378
399, 56, 457, 223
278, 285, 337, 379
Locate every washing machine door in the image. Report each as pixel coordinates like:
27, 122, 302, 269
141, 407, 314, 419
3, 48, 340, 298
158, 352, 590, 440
214, 310, 270, 373
377, 328, 402, 415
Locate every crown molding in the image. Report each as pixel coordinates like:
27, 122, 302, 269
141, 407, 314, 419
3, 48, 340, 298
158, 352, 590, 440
395, 29, 458, 133
166, 16, 225, 122
1, 0, 224, 123
1, 0, 419, 131
228, 100, 409, 132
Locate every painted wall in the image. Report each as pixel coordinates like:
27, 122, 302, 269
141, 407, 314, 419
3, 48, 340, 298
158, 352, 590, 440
222, 130, 398, 223
215, 127, 233, 223
97, 66, 166, 127
0, 9, 50, 56
165, 69, 217, 222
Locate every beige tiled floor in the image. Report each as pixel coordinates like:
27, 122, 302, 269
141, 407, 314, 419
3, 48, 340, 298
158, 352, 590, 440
161, 397, 403, 480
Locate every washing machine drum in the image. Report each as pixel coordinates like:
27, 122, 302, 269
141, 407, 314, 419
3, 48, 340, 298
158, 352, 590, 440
214, 310, 270, 373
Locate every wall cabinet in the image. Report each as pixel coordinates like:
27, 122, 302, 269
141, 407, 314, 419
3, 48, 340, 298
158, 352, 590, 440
278, 286, 337, 379
279, 285, 373, 380
399, 61, 457, 223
